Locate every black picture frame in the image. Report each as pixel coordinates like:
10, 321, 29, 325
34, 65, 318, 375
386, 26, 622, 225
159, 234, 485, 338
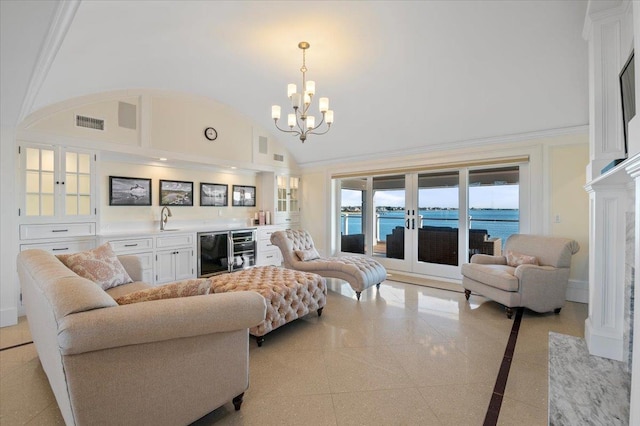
109, 176, 152, 206
232, 185, 256, 207
619, 50, 635, 157
200, 183, 228, 206
160, 179, 194, 206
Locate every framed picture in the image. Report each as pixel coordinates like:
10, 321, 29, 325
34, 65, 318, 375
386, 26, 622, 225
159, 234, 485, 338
160, 180, 194, 206
232, 185, 256, 207
109, 176, 152, 206
200, 183, 228, 206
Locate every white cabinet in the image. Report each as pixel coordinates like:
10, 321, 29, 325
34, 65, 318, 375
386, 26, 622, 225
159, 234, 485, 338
275, 175, 300, 224
155, 233, 195, 284
20, 143, 95, 221
103, 237, 154, 283
255, 224, 291, 266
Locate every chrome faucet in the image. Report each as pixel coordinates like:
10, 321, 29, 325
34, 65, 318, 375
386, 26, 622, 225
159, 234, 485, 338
160, 206, 172, 231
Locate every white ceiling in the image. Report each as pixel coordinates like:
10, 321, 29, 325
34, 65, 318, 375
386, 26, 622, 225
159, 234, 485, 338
3, 0, 589, 167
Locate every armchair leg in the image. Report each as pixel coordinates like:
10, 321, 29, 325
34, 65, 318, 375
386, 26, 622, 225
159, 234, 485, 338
505, 307, 514, 319
554, 308, 562, 314
376, 283, 381, 289
464, 289, 471, 300
317, 307, 323, 317
356, 291, 361, 301
256, 336, 264, 347
232, 393, 244, 411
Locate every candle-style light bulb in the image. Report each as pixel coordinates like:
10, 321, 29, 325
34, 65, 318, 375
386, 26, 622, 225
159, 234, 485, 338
306, 81, 315, 96
319, 97, 329, 112
287, 84, 296, 98
271, 105, 281, 120
325, 110, 334, 124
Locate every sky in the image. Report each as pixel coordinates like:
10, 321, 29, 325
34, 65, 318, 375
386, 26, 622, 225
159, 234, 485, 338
343, 185, 519, 209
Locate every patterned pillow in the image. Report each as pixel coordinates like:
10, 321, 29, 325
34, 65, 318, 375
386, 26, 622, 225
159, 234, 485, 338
57, 243, 132, 290
506, 250, 539, 267
295, 247, 320, 261
114, 278, 212, 305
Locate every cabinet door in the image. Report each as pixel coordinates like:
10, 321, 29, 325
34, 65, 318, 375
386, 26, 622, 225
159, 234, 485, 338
21, 144, 95, 220
155, 250, 176, 284
174, 249, 194, 281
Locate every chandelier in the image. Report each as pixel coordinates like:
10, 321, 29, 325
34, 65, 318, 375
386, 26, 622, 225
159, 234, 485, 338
271, 41, 334, 143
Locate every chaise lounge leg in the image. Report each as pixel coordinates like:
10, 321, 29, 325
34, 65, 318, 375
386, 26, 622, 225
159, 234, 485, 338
317, 307, 323, 317
256, 336, 264, 347
505, 307, 514, 319
356, 291, 361, 301
554, 308, 562, 314
232, 393, 244, 411
464, 289, 471, 300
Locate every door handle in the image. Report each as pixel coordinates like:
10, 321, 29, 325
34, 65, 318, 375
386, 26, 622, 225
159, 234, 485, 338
405, 218, 410, 229
412, 218, 415, 229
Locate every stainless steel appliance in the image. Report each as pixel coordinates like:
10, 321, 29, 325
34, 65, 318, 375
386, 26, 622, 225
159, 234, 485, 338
197, 229, 256, 277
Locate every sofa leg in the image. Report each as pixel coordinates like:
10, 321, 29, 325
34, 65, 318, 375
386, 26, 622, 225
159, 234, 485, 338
317, 307, 323, 317
505, 307, 514, 319
256, 336, 264, 347
356, 291, 361, 301
376, 283, 381, 289
232, 393, 244, 411
554, 308, 562, 314
464, 289, 471, 300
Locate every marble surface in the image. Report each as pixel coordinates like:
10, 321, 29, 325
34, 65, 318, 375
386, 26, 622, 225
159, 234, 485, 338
549, 332, 631, 425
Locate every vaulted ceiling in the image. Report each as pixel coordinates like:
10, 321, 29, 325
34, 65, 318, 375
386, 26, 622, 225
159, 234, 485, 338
1, 0, 588, 167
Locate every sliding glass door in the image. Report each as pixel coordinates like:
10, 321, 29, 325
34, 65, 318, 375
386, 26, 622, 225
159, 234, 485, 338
337, 163, 522, 281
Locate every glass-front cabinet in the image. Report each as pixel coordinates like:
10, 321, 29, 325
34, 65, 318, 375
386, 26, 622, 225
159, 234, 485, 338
275, 175, 300, 224
21, 143, 95, 220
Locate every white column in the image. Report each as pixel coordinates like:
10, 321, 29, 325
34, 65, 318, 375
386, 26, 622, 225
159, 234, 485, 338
584, 182, 628, 361
627, 156, 640, 426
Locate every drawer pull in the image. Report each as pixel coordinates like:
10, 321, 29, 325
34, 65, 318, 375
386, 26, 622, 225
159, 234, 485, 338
51, 229, 69, 233
52, 247, 69, 251
124, 243, 138, 247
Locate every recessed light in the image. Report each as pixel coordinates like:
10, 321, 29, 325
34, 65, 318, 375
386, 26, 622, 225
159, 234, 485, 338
159, 157, 168, 161
230, 166, 237, 170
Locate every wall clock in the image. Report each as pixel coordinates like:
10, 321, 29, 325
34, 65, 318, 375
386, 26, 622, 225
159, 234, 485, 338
204, 127, 218, 141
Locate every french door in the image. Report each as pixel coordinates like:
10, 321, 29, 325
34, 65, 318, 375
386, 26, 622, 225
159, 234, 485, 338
339, 165, 521, 280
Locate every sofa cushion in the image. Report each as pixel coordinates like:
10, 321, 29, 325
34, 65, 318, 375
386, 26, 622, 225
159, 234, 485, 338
506, 250, 538, 267
114, 278, 212, 305
460, 263, 519, 292
295, 247, 320, 261
57, 243, 132, 290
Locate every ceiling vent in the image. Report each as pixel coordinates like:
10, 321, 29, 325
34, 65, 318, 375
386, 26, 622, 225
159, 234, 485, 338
76, 114, 104, 131
273, 154, 284, 162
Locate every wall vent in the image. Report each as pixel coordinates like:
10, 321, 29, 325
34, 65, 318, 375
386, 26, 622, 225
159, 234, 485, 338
76, 115, 104, 130
258, 136, 268, 154
273, 154, 284, 162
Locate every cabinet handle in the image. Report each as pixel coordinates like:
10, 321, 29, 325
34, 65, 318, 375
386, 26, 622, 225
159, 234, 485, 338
51, 229, 69, 233
124, 243, 138, 247
52, 247, 69, 251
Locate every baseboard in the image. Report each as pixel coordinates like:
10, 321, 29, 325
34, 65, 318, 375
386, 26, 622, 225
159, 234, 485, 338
566, 278, 588, 303
585, 318, 624, 362
0, 307, 18, 328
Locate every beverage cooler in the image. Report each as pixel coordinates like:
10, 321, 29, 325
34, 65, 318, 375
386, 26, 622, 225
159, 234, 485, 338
197, 229, 256, 277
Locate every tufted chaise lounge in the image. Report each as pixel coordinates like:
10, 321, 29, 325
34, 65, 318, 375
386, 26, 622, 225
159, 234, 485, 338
270, 229, 387, 300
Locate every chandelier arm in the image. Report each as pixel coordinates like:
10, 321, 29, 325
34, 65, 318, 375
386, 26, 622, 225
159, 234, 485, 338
273, 120, 302, 137
307, 124, 331, 136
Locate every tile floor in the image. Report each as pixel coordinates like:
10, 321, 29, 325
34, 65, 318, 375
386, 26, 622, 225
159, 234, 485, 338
0, 278, 588, 425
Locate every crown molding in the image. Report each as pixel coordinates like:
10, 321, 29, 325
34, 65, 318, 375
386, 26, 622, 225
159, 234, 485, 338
298, 124, 589, 170
17, 0, 80, 124
583, 0, 631, 40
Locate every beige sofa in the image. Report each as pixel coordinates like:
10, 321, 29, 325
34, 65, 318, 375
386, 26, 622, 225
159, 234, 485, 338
461, 234, 579, 318
17, 249, 267, 426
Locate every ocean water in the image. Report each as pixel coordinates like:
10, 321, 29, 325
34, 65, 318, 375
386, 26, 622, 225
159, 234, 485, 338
341, 209, 519, 246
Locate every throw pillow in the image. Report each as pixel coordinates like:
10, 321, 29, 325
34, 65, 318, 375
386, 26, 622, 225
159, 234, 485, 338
57, 243, 133, 290
506, 250, 539, 267
114, 278, 212, 305
295, 248, 320, 261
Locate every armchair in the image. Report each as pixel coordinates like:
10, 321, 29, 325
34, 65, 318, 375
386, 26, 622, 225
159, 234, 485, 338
461, 234, 579, 318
